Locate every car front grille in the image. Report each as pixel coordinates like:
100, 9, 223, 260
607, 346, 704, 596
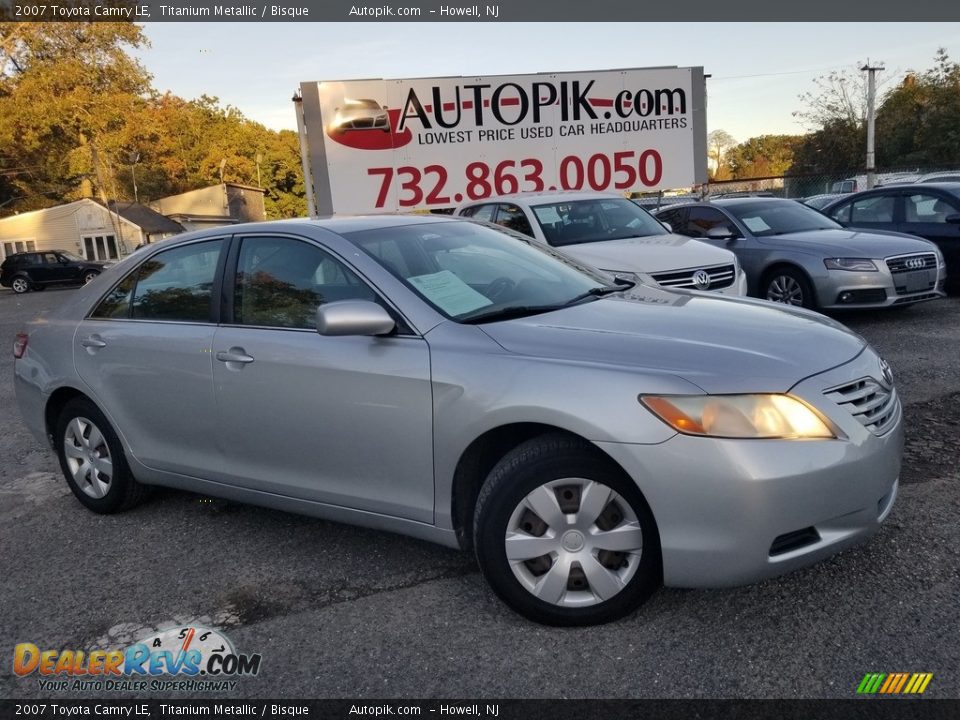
650, 264, 736, 291
886, 253, 937, 273
823, 377, 899, 436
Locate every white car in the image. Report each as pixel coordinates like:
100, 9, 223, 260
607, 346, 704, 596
455, 191, 747, 295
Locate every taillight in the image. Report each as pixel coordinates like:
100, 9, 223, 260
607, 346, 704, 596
13, 332, 28, 359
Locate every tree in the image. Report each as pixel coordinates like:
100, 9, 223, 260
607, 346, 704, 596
875, 49, 960, 168
707, 130, 736, 179
725, 135, 804, 179
0, 24, 307, 218
790, 119, 864, 175
793, 68, 871, 130
0, 22, 151, 209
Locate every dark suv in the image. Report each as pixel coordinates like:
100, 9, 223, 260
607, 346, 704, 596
1, 251, 108, 294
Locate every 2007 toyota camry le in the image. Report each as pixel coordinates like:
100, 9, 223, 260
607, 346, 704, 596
14, 215, 902, 625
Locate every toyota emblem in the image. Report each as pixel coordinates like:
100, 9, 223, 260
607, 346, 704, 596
879, 357, 894, 386
905, 257, 925, 270
692, 270, 711, 290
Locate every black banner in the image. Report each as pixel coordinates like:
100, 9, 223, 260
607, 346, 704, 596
0, 0, 958, 22
2, 700, 960, 720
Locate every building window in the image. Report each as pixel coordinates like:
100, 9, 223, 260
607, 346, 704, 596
82, 234, 119, 261
2, 240, 37, 261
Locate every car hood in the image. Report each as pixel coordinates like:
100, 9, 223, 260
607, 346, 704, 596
760, 228, 937, 256
556, 234, 735, 274
478, 287, 866, 393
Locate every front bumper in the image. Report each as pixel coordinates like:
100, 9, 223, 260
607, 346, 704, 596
596, 349, 903, 588
814, 263, 946, 309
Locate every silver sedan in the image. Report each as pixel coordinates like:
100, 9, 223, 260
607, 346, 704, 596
654, 198, 947, 309
14, 216, 902, 625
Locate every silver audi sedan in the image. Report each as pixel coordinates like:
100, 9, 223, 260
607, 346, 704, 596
14, 216, 903, 625
654, 198, 947, 309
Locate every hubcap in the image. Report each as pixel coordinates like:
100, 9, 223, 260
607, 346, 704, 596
12, 278, 28, 292
63, 417, 113, 499
84, 273, 97, 283
505, 478, 643, 607
766, 275, 804, 306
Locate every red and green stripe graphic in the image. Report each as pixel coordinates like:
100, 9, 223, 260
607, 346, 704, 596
857, 672, 933, 694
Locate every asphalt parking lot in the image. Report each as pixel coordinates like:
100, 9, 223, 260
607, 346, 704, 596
1, 287, 958, 700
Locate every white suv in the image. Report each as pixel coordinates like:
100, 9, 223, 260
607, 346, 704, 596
455, 191, 747, 295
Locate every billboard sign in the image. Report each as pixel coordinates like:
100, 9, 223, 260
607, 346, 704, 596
297, 67, 707, 214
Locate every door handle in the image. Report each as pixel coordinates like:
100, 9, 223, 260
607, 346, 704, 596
80, 336, 107, 349
215, 348, 254, 364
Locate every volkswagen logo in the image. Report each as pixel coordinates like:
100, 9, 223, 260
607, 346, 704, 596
878, 357, 894, 386
905, 257, 926, 270
692, 270, 711, 290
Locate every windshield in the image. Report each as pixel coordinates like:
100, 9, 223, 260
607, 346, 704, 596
58, 251, 84, 261
344, 220, 610, 322
530, 198, 668, 247
725, 200, 843, 236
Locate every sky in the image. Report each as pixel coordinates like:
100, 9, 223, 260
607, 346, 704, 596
135, 22, 960, 143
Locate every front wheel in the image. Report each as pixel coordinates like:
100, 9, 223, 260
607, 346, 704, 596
764, 267, 815, 309
474, 433, 662, 626
82, 271, 100, 284
55, 397, 149, 513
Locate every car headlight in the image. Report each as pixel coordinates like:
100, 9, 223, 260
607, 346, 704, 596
640, 394, 836, 439
824, 258, 878, 272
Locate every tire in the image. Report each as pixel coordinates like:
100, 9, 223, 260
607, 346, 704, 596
82, 271, 99, 284
763, 267, 815, 309
55, 397, 149, 513
11, 276, 30, 294
473, 433, 662, 626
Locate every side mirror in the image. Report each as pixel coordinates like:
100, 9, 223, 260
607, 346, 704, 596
316, 300, 395, 337
945, 213, 960, 224
659, 221, 672, 232
705, 226, 738, 240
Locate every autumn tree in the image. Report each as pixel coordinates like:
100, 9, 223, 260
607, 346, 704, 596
707, 129, 736, 180
0, 22, 151, 209
725, 135, 803, 178
0, 23, 306, 218
875, 49, 960, 167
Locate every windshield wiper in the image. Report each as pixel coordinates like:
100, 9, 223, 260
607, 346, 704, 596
460, 304, 567, 324
560, 281, 635, 307
460, 282, 634, 325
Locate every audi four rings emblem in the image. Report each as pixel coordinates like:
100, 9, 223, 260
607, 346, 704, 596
905, 257, 925, 270
692, 270, 711, 290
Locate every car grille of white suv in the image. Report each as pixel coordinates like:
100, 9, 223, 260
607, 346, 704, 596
650, 264, 736, 291
824, 377, 899, 436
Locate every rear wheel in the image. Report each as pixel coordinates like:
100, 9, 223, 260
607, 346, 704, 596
474, 433, 661, 626
764, 267, 815, 309
55, 397, 149, 513
11, 276, 30, 294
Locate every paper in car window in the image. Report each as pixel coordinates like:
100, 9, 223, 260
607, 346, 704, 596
534, 207, 563, 224
408, 270, 492, 316
741, 216, 771, 233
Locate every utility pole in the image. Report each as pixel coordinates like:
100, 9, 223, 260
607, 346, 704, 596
129, 151, 140, 203
861, 61, 884, 189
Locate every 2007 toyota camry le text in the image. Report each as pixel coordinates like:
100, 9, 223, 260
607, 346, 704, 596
14, 215, 902, 625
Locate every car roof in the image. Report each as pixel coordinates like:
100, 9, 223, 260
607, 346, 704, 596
459, 190, 623, 207
128, 215, 469, 253
820, 182, 960, 207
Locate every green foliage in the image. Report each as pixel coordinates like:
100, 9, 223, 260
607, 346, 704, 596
0, 23, 306, 217
724, 134, 804, 179
875, 49, 960, 167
